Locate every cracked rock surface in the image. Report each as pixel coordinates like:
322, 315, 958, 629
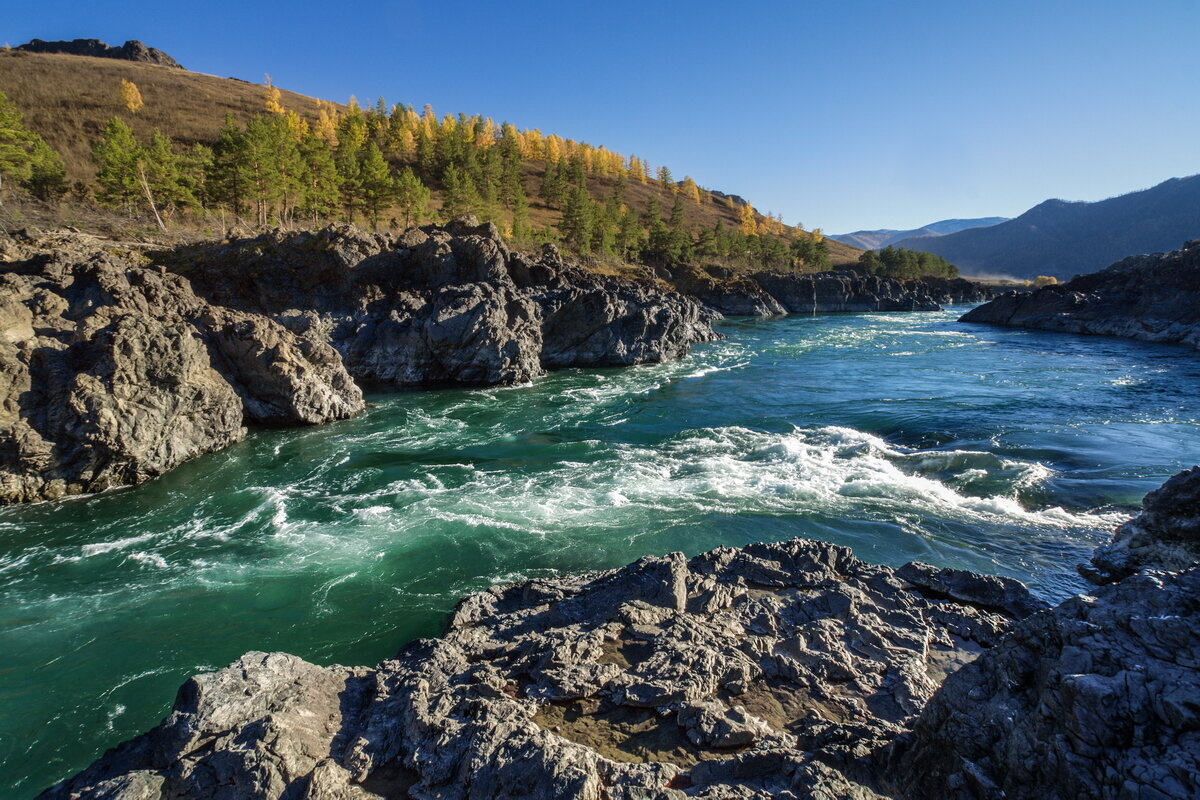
39, 538, 1043, 800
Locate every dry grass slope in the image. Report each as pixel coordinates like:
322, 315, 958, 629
0, 50, 861, 267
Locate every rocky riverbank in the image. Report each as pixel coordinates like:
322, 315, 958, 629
960, 239, 1200, 350
671, 264, 994, 317
39, 468, 1200, 800
0, 220, 716, 504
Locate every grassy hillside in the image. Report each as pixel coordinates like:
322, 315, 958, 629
0, 49, 861, 268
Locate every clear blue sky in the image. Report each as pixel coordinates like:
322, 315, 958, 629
7, 0, 1198, 232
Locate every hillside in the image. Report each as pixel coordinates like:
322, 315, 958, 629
830, 217, 1008, 250
0, 49, 862, 269
893, 176, 1200, 279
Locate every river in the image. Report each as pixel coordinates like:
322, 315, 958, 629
2, 308, 1198, 797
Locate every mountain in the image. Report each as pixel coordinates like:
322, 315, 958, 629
893, 176, 1200, 279
0, 47, 862, 268
830, 217, 1008, 250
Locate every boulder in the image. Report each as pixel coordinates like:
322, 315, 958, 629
1082, 466, 1200, 584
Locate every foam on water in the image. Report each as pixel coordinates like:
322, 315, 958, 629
1, 309, 1198, 798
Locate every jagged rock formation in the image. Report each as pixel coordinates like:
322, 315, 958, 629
889, 570, 1199, 800
912, 276, 995, 305
38, 538, 1045, 800
166, 220, 718, 384
671, 265, 994, 317
1081, 466, 1200, 584
961, 239, 1200, 350
886, 465, 1200, 799
0, 232, 361, 504
15, 38, 182, 68
0, 221, 716, 503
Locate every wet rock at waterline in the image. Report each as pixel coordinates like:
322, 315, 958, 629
961, 238, 1200, 350
0, 239, 361, 504
669, 263, 994, 317
889, 568, 1200, 800
1082, 464, 1200, 584
38, 538, 1045, 800
0, 221, 717, 504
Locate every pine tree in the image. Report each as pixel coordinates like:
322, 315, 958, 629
0, 91, 68, 205
441, 164, 482, 219
616, 210, 642, 260
657, 165, 674, 191
119, 79, 144, 113
93, 117, 142, 208
559, 185, 593, 253
335, 135, 363, 223
641, 195, 661, 227
299, 133, 341, 223
394, 166, 429, 227
179, 143, 213, 211
141, 129, 192, 215
669, 194, 685, 229
509, 180, 532, 242
244, 114, 284, 226
209, 114, 251, 220
359, 142, 394, 229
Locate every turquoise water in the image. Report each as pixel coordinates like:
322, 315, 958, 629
2, 308, 1199, 797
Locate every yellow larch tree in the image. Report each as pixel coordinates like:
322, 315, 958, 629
314, 100, 339, 146
263, 74, 285, 114
738, 204, 759, 235
682, 176, 701, 204
119, 79, 144, 113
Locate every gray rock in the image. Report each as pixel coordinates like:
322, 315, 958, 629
15, 38, 183, 68
888, 568, 1200, 800
960, 239, 1200, 351
0, 237, 363, 504
1, 221, 715, 503
1082, 466, 1200, 584
42, 537, 1040, 800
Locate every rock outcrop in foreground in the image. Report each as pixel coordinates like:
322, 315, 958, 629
960, 239, 1200, 350
672, 264, 993, 317
39, 539, 1045, 800
890, 466, 1200, 799
42, 467, 1200, 800
0, 221, 716, 503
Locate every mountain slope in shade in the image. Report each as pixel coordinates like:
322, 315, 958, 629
831, 217, 1008, 250
894, 176, 1200, 279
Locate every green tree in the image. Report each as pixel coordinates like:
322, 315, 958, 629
656, 165, 674, 191
25, 138, 68, 202
509, 180, 532, 242
209, 114, 251, 220
559, 185, 593, 253
441, 164, 482, 219
93, 117, 142, 208
141, 129, 192, 215
394, 166, 429, 227
299, 133, 341, 223
359, 142, 394, 229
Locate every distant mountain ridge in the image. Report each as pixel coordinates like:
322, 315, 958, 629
830, 217, 1008, 250
894, 176, 1200, 279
